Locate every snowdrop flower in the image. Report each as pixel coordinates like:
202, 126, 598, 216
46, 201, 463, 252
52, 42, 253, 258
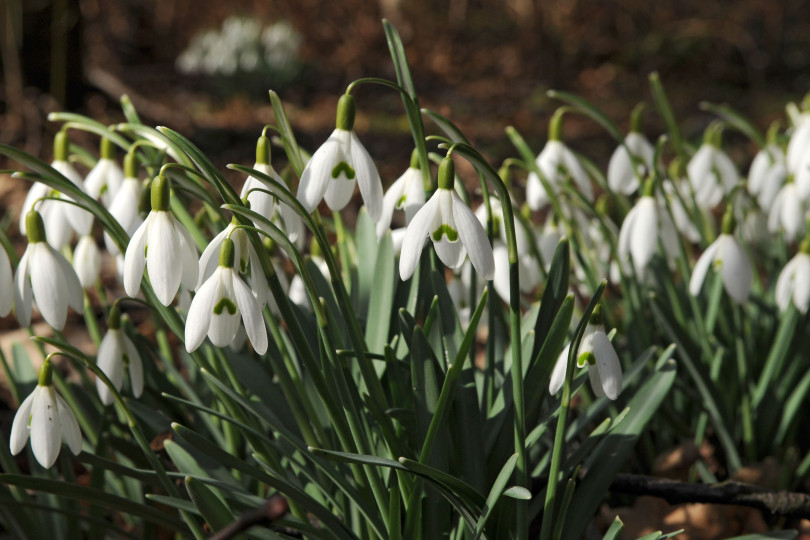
196, 218, 273, 308
14, 210, 83, 330
687, 125, 739, 209
775, 238, 810, 313
95, 305, 143, 406
376, 150, 426, 239
240, 133, 303, 244
768, 180, 805, 242
10, 359, 82, 469
549, 306, 622, 400
20, 131, 93, 249
748, 143, 786, 211
84, 137, 124, 207
297, 93, 383, 220
526, 110, 593, 210
73, 235, 102, 288
0, 245, 12, 317
607, 106, 654, 194
399, 156, 495, 281
123, 174, 198, 306
660, 177, 704, 244
787, 110, 810, 175
618, 179, 679, 277
185, 238, 268, 353
689, 207, 752, 305
105, 152, 145, 255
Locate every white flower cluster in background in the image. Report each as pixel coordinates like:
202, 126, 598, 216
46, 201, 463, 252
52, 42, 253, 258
176, 16, 302, 80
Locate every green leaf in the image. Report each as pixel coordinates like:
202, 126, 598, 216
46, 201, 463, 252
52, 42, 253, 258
648, 72, 685, 160
0, 474, 186, 532
700, 102, 766, 148
365, 230, 396, 359
185, 476, 233, 532
546, 90, 624, 143
722, 532, 797, 540
473, 453, 519, 539
560, 358, 677, 540
602, 516, 623, 540
269, 90, 306, 175
502, 486, 531, 500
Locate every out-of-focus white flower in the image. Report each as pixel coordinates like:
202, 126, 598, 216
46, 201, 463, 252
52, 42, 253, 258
20, 132, 93, 249
399, 157, 494, 281
660, 178, 704, 244
776, 241, 810, 313
377, 151, 426, 239
608, 132, 654, 194
526, 111, 592, 210
96, 306, 143, 406
297, 94, 382, 220
73, 235, 101, 288
687, 128, 739, 209
768, 182, 806, 242
618, 181, 679, 276
748, 144, 786, 211
84, 138, 124, 207
123, 175, 198, 306
105, 171, 144, 256
185, 238, 267, 353
689, 208, 752, 305
787, 111, 810, 175
0, 245, 12, 317
549, 306, 622, 400
241, 134, 304, 245
14, 210, 83, 330
10, 360, 82, 469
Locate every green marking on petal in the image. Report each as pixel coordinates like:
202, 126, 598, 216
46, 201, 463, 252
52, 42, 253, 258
213, 298, 238, 315
578, 351, 595, 368
396, 195, 407, 209
431, 224, 459, 243
122, 354, 130, 367
332, 161, 356, 180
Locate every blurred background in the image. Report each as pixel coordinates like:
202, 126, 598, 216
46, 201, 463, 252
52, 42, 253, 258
1, 0, 810, 212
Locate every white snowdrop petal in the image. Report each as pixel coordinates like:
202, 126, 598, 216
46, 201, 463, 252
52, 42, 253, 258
323, 173, 356, 212
207, 273, 240, 347
30, 244, 69, 330
55, 393, 82, 455
525, 172, 548, 211
775, 257, 798, 313
549, 346, 569, 395
793, 256, 810, 313
434, 238, 465, 270
233, 272, 268, 354
123, 217, 151, 297
630, 198, 660, 274
491, 243, 510, 302
96, 331, 125, 406
588, 366, 606, 398
607, 144, 634, 194
125, 336, 144, 398
197, 227, 229, 289
350, 132, 383, 221
9, 390, 36, 455
184, 274, 220, 352
54, 246, 84, 313
0, 246, 13, 317
453, 193, 495, 280
561, 146, 592, 200
74, 236, 101, 288
147, 212, 183, 305
689, 240, 721, 297
718, 236, 752, 305
714, 151, 740, 192
30, 386, 61, 468
297, 132, 341, 213
178, 223, 200, 291
592, 332, 622, 400
399, 194, 439, 280
377, 177, 405, 240
13, 250, 32, 327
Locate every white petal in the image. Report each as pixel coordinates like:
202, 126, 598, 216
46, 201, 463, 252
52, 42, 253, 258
525, 172, 548, 211
184, 273, 220, 352
629, 198, 659, 274
323, 174, 356, 211
350, 132, 383, 221
178, 222, 199, 291
96, 330, 125, 406
588, 366, 606, 398
13, 250, 32, 327
453, 192, 495, 280
30, 386, 61, 468
297, 131, 341, 213
124, 335, 144, 398
31, 244, 69, 330
607, 144, 634, 194
549, 346, 569, 395
197, 227, 229, 289
775, 256, 799, 313
147, 212, 183, 305
399, 193, 439, 280
73, 236, 101, 288
714, 151, 740, 192
689, 239, 721, 297
123, 216, 151, 297
718, 236, 751, 304
491, 243, 510, 302
233, 272, 268, 354
788, 119, 810, 173
20, 183, 51, 234
592, 332, 622, 400
55, 393, 82, 455
10, 389, 36, 455
0, 246, 13, 317
377, 176, 405, 239
561, 146, 593, 200
208, 271, 240, 347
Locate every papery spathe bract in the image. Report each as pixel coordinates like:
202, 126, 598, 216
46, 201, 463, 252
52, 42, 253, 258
10, 361, 82, 469
123, 175, 198, 306
14, 211, 83, 330
296, 94, 383, 220
185, 238, 267, 354
96, 310, 144, 406
399, 157, 494, 281
776, 249, 810, 313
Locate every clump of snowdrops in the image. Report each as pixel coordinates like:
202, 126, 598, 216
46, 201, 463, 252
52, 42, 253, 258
0, 20, 807, 540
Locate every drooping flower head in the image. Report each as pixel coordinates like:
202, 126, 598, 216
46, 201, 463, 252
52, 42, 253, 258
399, 155, 495, 281
10, 359, 82, 469
607, 104, 655, 195
549, 305, 622, 400
241, 132, 304, 244
105, 150, 146, 256
84, 137, 124, 208
689, 205, 752, 305
297, 93, 383, 220
687, 123, 739, 209
123, 174, 198, 306
96, 303, 144, 406
14, 210, 84, 330
776, 235, 810, 313
526, 109, 593, 210
185, 237, 268, 353
377, 149, 426, 239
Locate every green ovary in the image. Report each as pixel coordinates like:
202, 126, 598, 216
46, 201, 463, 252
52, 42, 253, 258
331, 161, 356, 180
213, 298, 238, 315
432, 224, 459, 242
